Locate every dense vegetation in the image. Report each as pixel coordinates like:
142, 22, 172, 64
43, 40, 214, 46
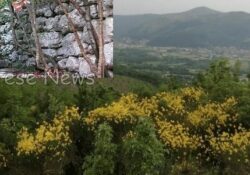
0, 59, 250, 174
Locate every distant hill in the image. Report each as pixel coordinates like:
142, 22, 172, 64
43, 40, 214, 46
115, 7, 250, 48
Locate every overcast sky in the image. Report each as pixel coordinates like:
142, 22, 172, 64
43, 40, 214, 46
115, 0, 250, 15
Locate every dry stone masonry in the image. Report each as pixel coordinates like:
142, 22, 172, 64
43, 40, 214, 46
0, 0, 113, 76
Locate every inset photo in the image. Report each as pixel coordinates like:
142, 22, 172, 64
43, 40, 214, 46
0, 0, 113, 79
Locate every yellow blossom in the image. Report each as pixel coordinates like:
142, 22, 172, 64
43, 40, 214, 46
17, 107, 81, 157
156, 120, 200, 150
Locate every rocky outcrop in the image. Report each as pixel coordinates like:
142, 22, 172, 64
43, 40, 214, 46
0, 0, 113, 76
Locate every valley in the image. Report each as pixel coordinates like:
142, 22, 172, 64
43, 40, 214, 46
115, 43, 250, 81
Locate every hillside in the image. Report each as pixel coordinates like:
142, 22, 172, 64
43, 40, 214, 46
115, 7, 250, 48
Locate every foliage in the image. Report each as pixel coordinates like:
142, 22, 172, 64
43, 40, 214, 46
170, 160, 201, 175
0, 143, 8, 168
85, 86, 250, 174
75, 83, 120, 114
196, 59, 250, 127
82, 123, 117, 175
0, 60, 250, 174
122, 118, 164, 175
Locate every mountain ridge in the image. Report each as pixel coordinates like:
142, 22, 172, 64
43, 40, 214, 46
115, 7, 250, 48
116, 7, 250, 17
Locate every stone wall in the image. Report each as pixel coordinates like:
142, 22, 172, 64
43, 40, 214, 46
0, 0, 113, 76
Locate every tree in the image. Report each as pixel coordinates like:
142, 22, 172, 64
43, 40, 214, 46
69, 0, 99, 59
82, 123, 117, 175
97, 0, 105, 78
75, 83, 120, 114
195, 59, 250, 127
195, 59, 239, 100
11, 0, 50, 70
196, 59, 233, 87
122, 118, 165, 175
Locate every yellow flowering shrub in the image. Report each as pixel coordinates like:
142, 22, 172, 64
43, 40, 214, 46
15, 87, 250, 166
210, 131, 250, 160
84, 87, 244, 154
85, 94, 150, 125
156, 120, 201, 150
17, 107, 81, 157
180, 87, 205, 102
155, 92, 185, 116
187, 97, 237, 127
85, 87, 204, 126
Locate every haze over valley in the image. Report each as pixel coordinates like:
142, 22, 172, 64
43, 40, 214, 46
115, 7, 250, 48
115, 7, 250, 80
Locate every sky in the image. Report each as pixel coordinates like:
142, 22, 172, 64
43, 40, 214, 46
115, 0, 250, 15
